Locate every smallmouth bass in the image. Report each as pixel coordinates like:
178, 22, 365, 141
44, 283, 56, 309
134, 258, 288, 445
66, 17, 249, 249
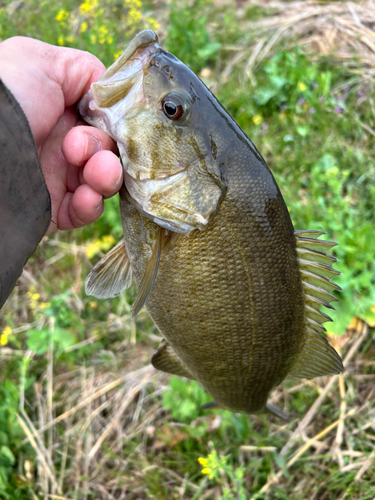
79, 30, 344, 418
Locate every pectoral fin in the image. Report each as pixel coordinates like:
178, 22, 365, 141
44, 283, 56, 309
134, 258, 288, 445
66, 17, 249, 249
85, 238, 132, 299
132, 227, 162, 317
151, 340, 195, 379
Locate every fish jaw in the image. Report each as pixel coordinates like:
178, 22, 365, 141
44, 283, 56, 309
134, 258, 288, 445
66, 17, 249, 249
78, 30, 159, 138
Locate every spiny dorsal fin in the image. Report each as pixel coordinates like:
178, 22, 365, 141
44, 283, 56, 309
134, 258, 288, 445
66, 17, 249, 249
151, 340, 195, 379
296, 230, 340, 324
132, 227, 162, 318
292, 231, 344, 378
300, 269, 341, 293
294, 230, 327, 239
85, 238, 132, 299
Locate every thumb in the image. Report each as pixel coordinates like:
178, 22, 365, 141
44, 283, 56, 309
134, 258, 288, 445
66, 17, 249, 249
50, 44, 106, 107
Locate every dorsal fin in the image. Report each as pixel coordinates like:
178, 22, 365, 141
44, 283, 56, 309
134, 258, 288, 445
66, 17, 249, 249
290, 231, 344, 379
289, 329, 344, 378
85, 238, 132, 299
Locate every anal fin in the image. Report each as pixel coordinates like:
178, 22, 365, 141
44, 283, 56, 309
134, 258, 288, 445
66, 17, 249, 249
151, 340, 195, 380
85, 238, 132, 299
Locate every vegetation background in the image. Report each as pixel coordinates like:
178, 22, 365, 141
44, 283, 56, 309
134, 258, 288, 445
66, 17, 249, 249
0, 0, 375, 498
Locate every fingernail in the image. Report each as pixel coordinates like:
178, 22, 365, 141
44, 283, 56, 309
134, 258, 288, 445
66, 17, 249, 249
114, 167, 123, 186
95, 197, 103, 210
85, 134, 101, 159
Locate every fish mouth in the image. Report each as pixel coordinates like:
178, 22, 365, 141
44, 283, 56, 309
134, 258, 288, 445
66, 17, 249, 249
78, 30, 159, 123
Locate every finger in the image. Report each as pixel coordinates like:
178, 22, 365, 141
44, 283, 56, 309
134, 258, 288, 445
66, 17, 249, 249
57, 185, 103, 230
62, 125, 118, 166
54, 47, 106, 106
83, 150, 123, 198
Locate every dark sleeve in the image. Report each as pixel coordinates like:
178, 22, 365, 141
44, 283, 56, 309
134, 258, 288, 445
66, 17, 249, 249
0, 80, 51, 309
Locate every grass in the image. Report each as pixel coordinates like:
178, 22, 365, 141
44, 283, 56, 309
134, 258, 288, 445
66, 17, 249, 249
1, 0, 375, 498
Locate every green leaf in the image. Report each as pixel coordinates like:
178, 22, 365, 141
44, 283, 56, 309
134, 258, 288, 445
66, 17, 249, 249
26, 328, 49, 354
0, 446, 15, 466
296, 125, 308, 137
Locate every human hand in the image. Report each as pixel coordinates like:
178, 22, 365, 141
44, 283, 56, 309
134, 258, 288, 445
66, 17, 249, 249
0, 36, 122, 234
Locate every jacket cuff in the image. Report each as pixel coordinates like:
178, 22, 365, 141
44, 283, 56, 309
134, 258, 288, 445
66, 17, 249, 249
0, 79, 51, 308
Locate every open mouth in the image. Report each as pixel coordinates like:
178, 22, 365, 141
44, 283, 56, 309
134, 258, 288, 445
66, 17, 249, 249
78, 30, 159, 121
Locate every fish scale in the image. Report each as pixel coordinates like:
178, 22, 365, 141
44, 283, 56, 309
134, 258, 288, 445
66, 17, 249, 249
119, 158, 305, 413
81, 30, 344, 417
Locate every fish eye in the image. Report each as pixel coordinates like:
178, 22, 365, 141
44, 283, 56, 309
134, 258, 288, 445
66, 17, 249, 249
161, 95, 184, 121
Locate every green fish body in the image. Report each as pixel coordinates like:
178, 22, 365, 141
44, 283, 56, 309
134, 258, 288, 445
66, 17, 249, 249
79, 30, 343, 416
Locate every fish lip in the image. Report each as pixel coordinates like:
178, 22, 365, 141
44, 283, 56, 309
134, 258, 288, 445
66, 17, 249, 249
78, 31, 160, 121
105, 30, 159, 75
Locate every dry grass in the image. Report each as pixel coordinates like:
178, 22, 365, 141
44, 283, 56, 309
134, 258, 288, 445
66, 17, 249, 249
223, 1, 375, 85
7, 310, 373, 498
18, 359, 166, 499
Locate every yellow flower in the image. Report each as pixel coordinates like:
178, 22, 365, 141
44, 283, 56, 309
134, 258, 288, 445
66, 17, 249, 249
55, 8, 69, 22
80, 21, 88, 33
98, 24, 109, 44
31, 293, 40, 301
102, 235, 115, 245
114, 49, 123, 60
129, 8, 141, 22
201, 467, 212, 475
66, 35, 75, 43
39, 302, 51, 310
252, 114, 262, 125
86, 242, 100, 258
90, 34, 97, 44
198, 457, 208, 466
147, 18, 160, 30
58, 35, 65, 46
79, 0, 98, 15
1, 326, 12, 346
298, 81, 307, 92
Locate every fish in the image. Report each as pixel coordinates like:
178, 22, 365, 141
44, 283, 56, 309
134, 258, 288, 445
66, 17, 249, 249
78, 30, 344, 418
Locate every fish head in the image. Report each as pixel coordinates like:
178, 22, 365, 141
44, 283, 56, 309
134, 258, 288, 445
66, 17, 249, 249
79, 30, 226, 233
